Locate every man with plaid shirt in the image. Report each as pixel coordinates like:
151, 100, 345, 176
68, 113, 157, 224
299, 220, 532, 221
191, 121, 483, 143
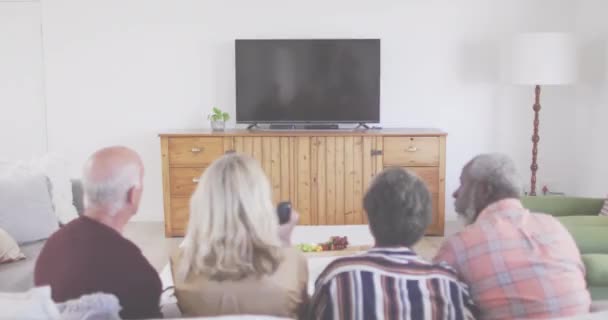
435, 154, 591, 320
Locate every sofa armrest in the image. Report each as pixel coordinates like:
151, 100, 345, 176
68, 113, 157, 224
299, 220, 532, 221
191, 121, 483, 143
70, 179, 84, 216
521, 196, 604, 217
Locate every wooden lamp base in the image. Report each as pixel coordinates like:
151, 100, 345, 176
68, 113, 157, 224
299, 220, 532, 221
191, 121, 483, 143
530, 85, 541, 196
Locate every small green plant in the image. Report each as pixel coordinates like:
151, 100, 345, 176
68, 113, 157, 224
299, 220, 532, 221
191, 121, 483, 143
208, 107, 230, 122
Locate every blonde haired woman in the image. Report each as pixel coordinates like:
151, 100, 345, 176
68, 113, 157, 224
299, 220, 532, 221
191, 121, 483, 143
171, 153, 308, 318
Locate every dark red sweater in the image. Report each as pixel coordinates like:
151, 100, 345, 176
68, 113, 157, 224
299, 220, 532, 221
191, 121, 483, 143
34, 216, 162, 319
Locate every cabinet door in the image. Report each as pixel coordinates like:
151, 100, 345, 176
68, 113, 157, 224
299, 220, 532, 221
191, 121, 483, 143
234, 136, 293, 206
310, 136, 378, 225
406, 167, 441, 235
380, 135, 446, 236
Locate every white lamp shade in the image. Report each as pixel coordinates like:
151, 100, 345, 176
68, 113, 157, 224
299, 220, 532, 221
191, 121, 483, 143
508, 33, 577, 85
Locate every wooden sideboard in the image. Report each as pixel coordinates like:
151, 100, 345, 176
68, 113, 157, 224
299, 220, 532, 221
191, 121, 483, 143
160, 129, 446, 237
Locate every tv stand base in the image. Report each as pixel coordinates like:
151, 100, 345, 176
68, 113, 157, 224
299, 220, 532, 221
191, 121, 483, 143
354, 123, 370, 130
246, 123, 260, 130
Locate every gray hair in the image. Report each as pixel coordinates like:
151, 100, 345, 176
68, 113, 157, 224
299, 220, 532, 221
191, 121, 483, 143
82, 164, 141, 216
468, 153, 522, 201
363, 167, 431, 247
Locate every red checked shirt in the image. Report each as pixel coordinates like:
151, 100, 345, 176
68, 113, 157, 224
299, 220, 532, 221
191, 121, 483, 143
434, 199, 591, 320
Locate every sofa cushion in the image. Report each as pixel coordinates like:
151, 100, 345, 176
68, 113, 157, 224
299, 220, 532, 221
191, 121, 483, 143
559, 224, 608, 255
0, 240, 45, 292
556, 216, 608, 255
582, 255, 608, 286
590, 287, 608, 301
558, 216, 608, 227
0, 168, 59, 244
522, 196, 605, 217
0, 227, 25, 264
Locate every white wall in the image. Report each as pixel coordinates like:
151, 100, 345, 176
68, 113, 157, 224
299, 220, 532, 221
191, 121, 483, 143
571, 0, 608, 197
0, 1, 46, 162
36, 0, 578, 221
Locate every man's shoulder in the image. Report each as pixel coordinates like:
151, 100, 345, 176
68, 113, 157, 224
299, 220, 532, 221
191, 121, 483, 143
44, 217, 142, 257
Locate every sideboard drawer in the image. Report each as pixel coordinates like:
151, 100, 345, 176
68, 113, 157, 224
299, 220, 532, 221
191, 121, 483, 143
383, 137, 439, 167
169, 137, 224, 166
170, 197, 190, 235
170, 167, 205, 196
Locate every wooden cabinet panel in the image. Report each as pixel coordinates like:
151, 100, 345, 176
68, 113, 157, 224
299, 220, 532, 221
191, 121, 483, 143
170, 197, 189, 236
270, 137, 281, 205
223, 137, 234, 153
344, 136, 355, 224
294, 137, 311, 225
311, 137, 323, 225
160, 130, 446, 237
362, 137, 374, 224
407, 167, 439, 194
280, 137, 291, 202
353, 137, 364, 225
308, 136, 375, 226
383, 137, 439, 167
170, 167, 205, 196
169, 137, 224, 166
427, 193, 441, 235
234, 136, 291, 206
335, 137, 345, 225
252, 137, 263, 162
324, 137, 336, 225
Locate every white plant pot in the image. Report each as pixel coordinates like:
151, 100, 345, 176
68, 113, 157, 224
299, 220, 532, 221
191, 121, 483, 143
210, 120, 225, 131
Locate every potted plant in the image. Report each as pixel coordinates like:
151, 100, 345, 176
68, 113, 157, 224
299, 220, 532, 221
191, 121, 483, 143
207, 107, 230, 131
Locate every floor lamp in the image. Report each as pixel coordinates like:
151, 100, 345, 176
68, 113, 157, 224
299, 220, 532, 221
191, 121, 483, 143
509, 33, 577, 196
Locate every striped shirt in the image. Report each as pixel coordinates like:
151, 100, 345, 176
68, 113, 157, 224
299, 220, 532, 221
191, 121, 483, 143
311, 247, 477, 320
434, 199, 591, 320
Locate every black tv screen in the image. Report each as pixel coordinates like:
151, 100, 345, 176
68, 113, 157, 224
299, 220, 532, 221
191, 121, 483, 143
235, 39, 380, 123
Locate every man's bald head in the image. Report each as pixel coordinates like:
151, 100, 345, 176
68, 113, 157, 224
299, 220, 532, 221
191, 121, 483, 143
83, 146, 144, 217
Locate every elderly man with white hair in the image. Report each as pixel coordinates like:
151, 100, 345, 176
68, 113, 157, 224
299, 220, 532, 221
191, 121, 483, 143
434, 153, 591, 320
35, 146, 162, 319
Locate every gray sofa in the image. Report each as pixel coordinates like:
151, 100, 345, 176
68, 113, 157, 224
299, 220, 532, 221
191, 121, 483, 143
0, 180, 84, 293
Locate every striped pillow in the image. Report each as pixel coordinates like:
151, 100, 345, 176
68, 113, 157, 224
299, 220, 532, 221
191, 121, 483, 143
601, 198, 608, 216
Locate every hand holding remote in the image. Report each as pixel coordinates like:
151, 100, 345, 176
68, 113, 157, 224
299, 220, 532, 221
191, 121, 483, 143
277, 203, 299, 247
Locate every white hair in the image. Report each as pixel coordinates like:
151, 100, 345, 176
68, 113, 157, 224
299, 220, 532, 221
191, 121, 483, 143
457, 153, 523, 225
82, 163, 141, 216
468, 153, 522, 197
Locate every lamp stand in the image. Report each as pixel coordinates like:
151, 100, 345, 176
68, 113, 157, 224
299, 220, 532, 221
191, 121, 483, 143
530, 85, 541, 196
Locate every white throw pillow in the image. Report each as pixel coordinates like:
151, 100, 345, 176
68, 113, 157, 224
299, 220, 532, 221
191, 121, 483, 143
0, 166, 59, 244
601, 197, 608, 216
0, 286, 61, 320
0, 227, 25, 264
26, 154, 79, 224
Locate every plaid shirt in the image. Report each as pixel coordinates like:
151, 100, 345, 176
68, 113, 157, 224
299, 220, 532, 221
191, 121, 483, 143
434, 199, 591, 320
311, 247, 477, 320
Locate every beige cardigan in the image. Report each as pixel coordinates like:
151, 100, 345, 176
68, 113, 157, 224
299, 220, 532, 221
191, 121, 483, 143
171, 247, 308, 319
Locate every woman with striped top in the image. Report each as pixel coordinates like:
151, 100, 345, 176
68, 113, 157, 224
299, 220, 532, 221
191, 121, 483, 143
311, 167, 477, 320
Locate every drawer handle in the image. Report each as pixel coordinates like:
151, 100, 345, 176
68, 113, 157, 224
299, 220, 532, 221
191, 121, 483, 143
191, 147, 204, 153
407, 146, 418, 152
192, 178, 200, 183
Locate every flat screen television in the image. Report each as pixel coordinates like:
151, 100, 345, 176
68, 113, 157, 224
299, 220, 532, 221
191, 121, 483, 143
235, 39, 380, 124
